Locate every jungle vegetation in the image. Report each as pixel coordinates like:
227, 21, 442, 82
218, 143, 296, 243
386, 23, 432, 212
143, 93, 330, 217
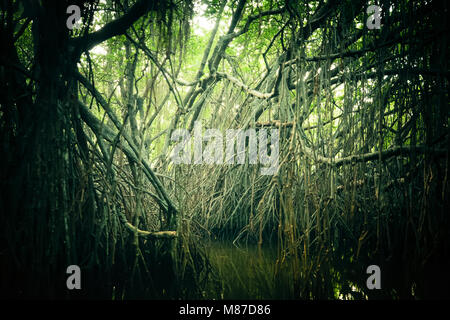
0, 0, 449, 299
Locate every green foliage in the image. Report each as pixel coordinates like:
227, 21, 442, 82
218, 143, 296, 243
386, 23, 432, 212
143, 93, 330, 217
1, 0, 448, 300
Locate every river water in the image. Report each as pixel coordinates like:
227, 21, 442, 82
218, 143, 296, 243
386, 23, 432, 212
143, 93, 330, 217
204, 241, 301, 299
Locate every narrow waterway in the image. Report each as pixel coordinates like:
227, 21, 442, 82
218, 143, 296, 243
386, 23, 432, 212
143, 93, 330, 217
203, 241, 372, 300
204, 241, 304, 299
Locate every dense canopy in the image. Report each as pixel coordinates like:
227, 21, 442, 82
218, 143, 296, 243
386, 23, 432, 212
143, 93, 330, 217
0, 0, 449, 299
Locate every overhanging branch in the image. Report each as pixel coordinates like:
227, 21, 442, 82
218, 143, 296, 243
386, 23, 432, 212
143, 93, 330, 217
302, 145, 447, 167
216, 72, 275, 99
72, 0, 157, 56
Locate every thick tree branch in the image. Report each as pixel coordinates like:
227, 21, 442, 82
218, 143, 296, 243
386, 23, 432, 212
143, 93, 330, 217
302, 145, 447, 167
72, 0, 157, 56
76, 72, 178, 215
123, 222, 177, 239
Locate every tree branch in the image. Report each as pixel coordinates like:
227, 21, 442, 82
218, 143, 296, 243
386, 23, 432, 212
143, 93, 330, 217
76, 72, 178, 215
302, 145, 447, 167
123, 222, 177, 239
216, 71, 274, 99
72, 0, 157, 56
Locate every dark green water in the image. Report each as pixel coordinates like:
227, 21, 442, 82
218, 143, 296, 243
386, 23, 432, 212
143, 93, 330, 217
204, 241, 303, 299
203, 241, 368, 299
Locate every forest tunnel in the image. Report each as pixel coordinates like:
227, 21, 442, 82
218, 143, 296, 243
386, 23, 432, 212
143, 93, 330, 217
0, 0, 449, 300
